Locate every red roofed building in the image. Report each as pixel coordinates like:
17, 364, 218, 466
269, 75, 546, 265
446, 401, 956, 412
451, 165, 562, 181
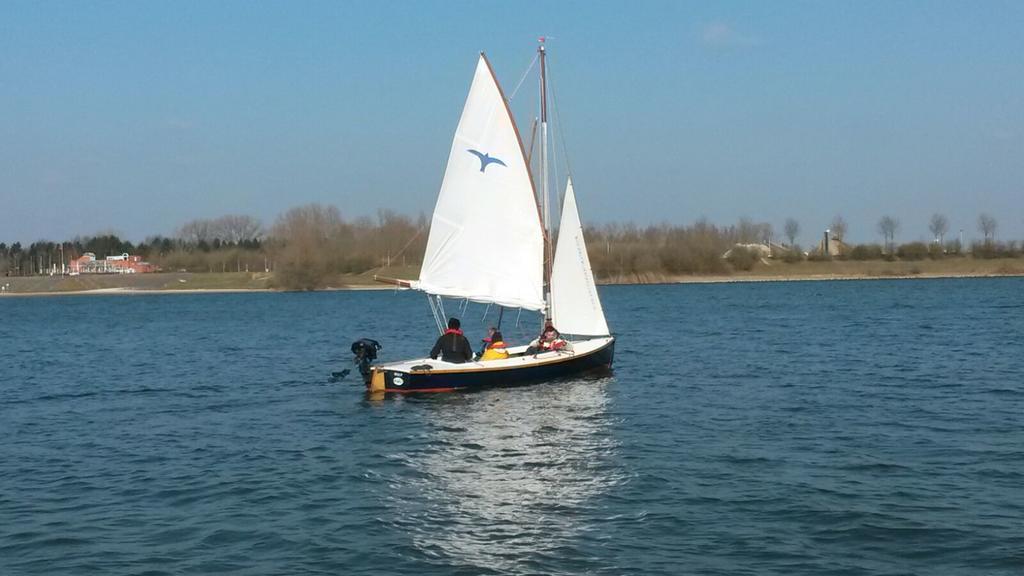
69, 253, 159, 274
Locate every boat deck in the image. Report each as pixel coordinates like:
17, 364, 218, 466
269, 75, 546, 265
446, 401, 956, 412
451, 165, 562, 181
378, 336, 614, 374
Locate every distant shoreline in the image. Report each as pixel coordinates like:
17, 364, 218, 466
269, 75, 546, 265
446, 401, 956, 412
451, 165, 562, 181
0, 284, 399, 298
627, 271, 1024, 285
3, 266, 1022, 298
0, 287, 271, 298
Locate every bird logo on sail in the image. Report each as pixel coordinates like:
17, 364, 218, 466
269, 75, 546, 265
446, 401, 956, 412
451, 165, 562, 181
467, 149, 507, 173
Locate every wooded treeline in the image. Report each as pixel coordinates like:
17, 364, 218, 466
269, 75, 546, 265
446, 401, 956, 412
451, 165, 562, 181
0, 208, 428, 289
2, 205, 1021, 287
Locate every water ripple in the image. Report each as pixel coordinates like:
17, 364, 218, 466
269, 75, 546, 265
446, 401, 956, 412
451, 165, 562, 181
0, 281, 1022, 574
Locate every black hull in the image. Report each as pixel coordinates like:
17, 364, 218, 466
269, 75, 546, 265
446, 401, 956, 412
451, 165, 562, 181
372, 339, 614, 393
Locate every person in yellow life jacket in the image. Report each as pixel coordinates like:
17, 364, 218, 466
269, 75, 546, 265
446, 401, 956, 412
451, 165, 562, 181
479, 330, 510, 361
475, 326, 497, 360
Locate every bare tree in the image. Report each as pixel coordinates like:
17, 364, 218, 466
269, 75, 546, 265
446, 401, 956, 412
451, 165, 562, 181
177, 218, 214, 245
375, 209, 424, 267
735, 218, 757, 243
178, 215, 263, 246
784, 218, 800, 247
212, 215, 263, 244
830, 215, 848, 241
878, 216, 899, 254
928, 213, 948, 244
269, 204, 348, 289
978, 213, 997, 244
830, 215, 848, 255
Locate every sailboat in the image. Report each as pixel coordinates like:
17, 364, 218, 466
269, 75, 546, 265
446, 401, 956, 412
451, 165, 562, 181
367, 44, 613, 393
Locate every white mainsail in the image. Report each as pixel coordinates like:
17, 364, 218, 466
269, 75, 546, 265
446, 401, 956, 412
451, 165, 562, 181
414, 54, 546, 311
550, 179, 610, 336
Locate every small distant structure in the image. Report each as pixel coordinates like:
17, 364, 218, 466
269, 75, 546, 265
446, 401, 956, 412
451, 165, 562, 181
811, 231, 849, 257
722, 241, 793, 259
722, 243, 771, 259
68, 252, 159, 275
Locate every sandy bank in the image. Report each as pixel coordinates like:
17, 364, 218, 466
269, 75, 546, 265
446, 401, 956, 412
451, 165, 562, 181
3, 270, 1022, 298
3, 260, 1022, 298
0, 285, 401, 298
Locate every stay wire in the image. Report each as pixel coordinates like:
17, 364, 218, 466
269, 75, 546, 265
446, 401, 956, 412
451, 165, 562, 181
385, 222, 427, 267
547, 55, 574, 187
508, 53, 539, 102
427, 294, 443, 334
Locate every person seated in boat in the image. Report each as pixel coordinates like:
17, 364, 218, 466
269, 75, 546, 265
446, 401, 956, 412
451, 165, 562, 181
430, 317, 473, 363
526, 320, 568, 354
475, 326, 497, 360
479, 330, 509, 361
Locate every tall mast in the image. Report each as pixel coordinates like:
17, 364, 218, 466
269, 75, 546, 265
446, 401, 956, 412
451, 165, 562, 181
538, 37, 552, 319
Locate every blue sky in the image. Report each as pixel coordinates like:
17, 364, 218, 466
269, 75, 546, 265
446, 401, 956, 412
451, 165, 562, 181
2, 1, 1022, 244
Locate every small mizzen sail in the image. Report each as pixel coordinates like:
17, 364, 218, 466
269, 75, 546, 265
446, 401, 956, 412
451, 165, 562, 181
414, 54, 546, 311
550, 179, 610, 336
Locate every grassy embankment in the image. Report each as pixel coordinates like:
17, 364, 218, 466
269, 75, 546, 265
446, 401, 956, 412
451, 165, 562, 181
603, 257, 1024, 284
0, 266, 418, 295
3, 260, 1023, 296
0, 272, 273, 295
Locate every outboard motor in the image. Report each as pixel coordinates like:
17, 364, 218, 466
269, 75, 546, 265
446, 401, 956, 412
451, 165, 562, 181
350, 338, 382, 384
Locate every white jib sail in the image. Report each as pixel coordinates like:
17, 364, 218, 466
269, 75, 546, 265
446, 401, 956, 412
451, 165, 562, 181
415, 54, 546, 311
550, 179, 610, 336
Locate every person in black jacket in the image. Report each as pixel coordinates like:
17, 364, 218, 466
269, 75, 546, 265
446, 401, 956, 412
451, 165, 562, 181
430, 317, 473, 363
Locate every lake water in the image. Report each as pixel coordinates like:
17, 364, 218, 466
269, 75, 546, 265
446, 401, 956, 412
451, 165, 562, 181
1, 278, 1022, 575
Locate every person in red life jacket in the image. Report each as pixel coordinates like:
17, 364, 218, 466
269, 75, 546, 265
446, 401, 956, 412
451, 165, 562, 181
476, 326, 497, 360
430, 317, 473, 363
479, 330, 510, 361
539, 321, 567, 351
527, 320, 567, 354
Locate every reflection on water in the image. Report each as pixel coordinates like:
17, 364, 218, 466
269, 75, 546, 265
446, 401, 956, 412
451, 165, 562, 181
379, 378, 626, 572
5, 282, 1022, 575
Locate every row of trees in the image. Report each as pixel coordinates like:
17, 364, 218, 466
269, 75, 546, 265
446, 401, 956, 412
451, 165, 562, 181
875, 213, 999, 253
781, 212, 1003, 254
585, 218, 772, 279
0, 235, 137, 277
0, 207, 429, 287
268, 206, 426, 289
0, 228, 268, 278
2, 206, 1021, 285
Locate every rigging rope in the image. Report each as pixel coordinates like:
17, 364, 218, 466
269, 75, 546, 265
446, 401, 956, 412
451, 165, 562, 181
427, 294, 444, 334
546, 55, 575, 185
512, 308, 534, 347
508, 52, 539, 102
383, 222, 427, 269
